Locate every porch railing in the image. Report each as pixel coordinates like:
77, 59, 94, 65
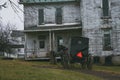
25, 49, 49, 59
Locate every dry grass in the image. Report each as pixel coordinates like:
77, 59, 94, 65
0, 58, 103, 80
93, 65, 120, 74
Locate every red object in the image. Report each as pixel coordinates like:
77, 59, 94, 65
77, 52, 83, 58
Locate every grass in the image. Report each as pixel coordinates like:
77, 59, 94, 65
93, 65, 120, 74
0, 58, 103, 80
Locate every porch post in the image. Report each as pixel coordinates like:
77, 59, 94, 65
50, 31, 57, 64
24, 33, 27, 60
52, 31, 55, 51
49, 30, 52, 51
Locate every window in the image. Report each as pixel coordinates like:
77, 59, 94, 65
38, 9, 44, 25
39, 40, 45, 49
21, 37, 25, 41
103, 29, 112, 50
57, 36, 64, 51
56, 8, 62, 24
38, 35, 46, 49
102, 0, 109, 16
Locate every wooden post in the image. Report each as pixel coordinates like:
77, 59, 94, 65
52, 31, 55, 51
49, 30, 56, 64
24, 33, 27, 60
49, 30, 52, 51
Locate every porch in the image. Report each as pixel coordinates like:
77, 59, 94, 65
24, 27, 82, 60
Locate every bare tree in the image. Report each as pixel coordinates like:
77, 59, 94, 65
0, 23, 16, 57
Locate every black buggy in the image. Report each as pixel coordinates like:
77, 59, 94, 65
59, 37, 92, 69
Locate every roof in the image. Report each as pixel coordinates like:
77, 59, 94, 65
19, 0, 78, 4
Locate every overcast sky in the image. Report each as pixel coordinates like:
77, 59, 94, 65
0, 0, 23, 30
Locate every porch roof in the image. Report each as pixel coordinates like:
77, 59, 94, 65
23, 23, 82, 32
19, 0, 78, 4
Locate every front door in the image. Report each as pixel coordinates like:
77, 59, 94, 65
38, 35, 46, 57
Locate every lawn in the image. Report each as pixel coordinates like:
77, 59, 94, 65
93, 65, 120, 74
0, 58, 103, 80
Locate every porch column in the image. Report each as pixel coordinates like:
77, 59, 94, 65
52, 31, 55, 51
49, 30, 52, 51
24, 33, 27, 60
49, 31, 57, 64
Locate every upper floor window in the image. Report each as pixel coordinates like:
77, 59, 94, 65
102, 0, 109, 17
38, 9, 44, 25
55, 8, 62, 24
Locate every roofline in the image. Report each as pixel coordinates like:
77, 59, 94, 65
19, 0, 80, 4
23, 27, 82, 32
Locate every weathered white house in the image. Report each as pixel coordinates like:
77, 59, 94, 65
19, 0, 120, 60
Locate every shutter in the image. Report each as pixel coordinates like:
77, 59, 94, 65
39, 9, 44, 25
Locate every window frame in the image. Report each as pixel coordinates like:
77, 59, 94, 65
55, 7, 63, 24
102, 29, 113, 51
38, 35, 46, 50
39, 40, 45, 49
102, 0, 111, 17
38, 9, 44, 25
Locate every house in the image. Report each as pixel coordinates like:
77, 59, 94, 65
11, 30, 25, 58
19, 0, 120, 60
4, 30, 25, 58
